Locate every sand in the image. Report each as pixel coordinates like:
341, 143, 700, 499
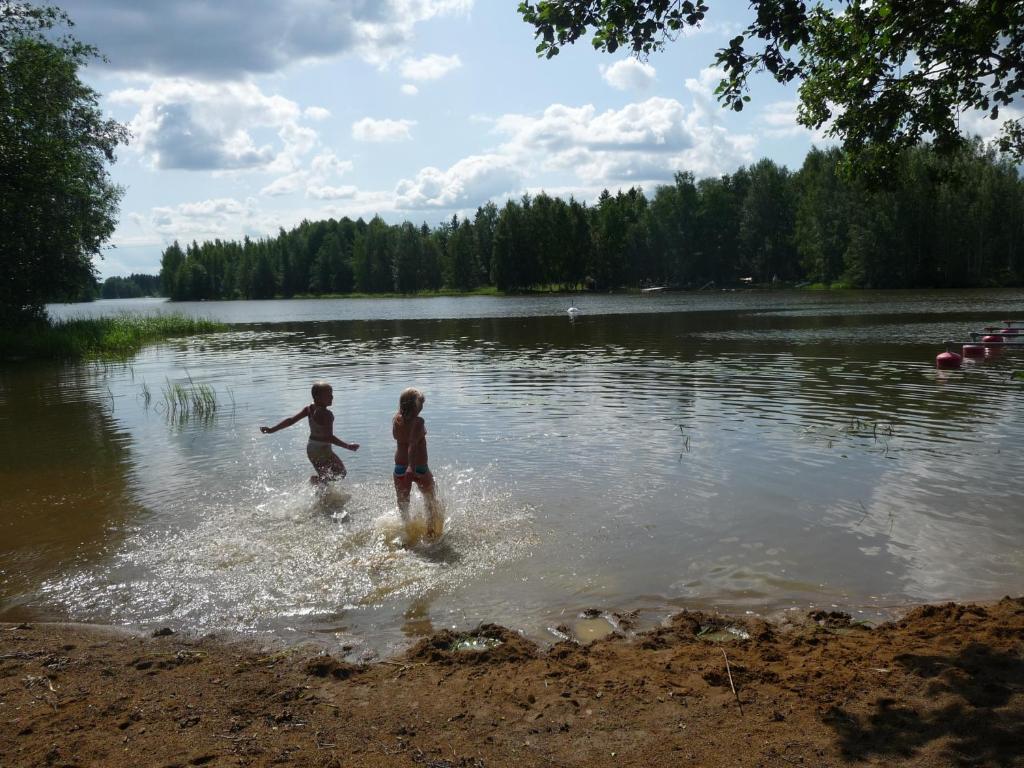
2, 597, 1022, 767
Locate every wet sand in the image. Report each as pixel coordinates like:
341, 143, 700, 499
2, 597, 1022, 767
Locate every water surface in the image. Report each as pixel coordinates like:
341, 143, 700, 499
2, 290, 1022, 657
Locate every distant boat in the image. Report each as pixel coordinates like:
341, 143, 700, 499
641, 286, 665, 293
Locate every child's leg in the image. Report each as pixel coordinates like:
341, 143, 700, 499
307, 442, 345, 483
394, 470, 412, 521
309, 452, 346, 483
413, 471, 442, 538
326, 452, 347, 479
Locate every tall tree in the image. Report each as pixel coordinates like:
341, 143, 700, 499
446, 219, 479, 291
739, 159, 796, 283
393, 222, 422, 293
159, 241, 185, 300
473, 202, 499, 285
1, 2, 128, 325
794, 148, 849, 285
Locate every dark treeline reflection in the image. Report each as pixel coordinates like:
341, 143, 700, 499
0, 363, 139, 617
160, 142, 1024, 301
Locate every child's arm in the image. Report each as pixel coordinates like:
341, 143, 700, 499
260, 406, 309, 434
331, 435, 359, 451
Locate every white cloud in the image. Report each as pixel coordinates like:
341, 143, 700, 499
260, 151, 355, 199
307, 185, 360, 200
304, 106, 332, 121
960, 106, 1024, 143
124, 184, 399, 258
261, 172, 306, 197
352, 117, 416, 142
401, 84, 420, 96
759, 99, 836, 144
311, 153, 354, 178
111, 79, 318, 172
494, 93, 754, 184
761, 100, 802, 135
147, 197, 258, 241
58, 0, 475, 78
400, 53, 462, 81
394, 154, 522, 209
601, 59, 657, 91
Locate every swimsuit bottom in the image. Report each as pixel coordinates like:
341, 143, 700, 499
307, 439, 337, 462
394, 464, 430, 475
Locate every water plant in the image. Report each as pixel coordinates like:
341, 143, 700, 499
845, 417, 896, 438
0, 312, 226, 361
160, 373, 218, 419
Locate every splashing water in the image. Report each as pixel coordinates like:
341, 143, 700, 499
41, 465, 535, 637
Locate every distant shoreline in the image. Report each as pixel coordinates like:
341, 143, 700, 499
62, 281, 995, 306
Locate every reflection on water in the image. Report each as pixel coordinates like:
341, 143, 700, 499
0, 362, 141, 615
2, 291, 1023, 655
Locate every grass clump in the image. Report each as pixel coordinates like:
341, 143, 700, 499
161, 375, 218, 418
0, 313, 226, 361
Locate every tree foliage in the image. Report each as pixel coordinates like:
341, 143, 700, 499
100, 273, 160, 298
0, 2, 128, 325
156, 142, 1024, 300
518, 1, 1024, 170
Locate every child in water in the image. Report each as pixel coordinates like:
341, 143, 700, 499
261, 381, 359, 484
393, 387, 442, 538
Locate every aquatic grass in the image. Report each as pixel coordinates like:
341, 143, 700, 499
160, 373, 218, 420
0, 312, 226, 361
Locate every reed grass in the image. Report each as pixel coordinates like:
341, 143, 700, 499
0, 313, 226, 361
161, 374, 218, 418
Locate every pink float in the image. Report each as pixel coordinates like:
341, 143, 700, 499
982, 334, 1004, 344
962, 344, 985, 358
936, 350, 962, 369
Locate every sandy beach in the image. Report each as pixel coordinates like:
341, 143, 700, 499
2, 597, 1022, 767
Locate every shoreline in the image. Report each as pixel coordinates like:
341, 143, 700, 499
3, 597, 1021, 767
0, 591, 944, 662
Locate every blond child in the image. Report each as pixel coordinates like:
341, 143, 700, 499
392, 387, 442, 537
261, 381, 359, 484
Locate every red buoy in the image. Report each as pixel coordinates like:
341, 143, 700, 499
999, 328, 1019, 335
936, 350, 962, 369
982, 334, 1004, 344
962, 344, 985, 358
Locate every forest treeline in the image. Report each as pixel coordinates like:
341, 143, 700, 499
157, 142, 1024, 301
99, 274, 161, 298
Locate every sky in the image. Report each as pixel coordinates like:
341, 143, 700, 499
56, 0, 843, 279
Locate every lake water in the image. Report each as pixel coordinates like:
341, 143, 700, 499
2, 290, 1022, 658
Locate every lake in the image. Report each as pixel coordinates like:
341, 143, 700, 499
1, 289, 1022, 658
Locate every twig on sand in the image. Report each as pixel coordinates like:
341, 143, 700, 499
721, 648, 743, 716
